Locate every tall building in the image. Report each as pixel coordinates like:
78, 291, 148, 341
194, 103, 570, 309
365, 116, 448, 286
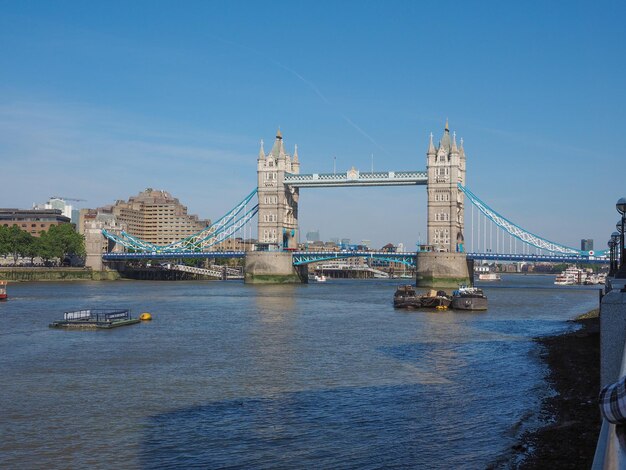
33, 197, 79, 224
306, 230, 320, 242
256, 130, 300, 249
110, 188, 211, 246
581, 239, 594, 251
426, 120, 466, 252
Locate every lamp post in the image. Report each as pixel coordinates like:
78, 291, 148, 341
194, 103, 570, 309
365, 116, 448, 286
616, 198, 626, 278
610, 231, 620, 276
609, 239, 616, 277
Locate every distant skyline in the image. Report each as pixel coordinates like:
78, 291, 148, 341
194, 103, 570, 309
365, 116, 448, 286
2, 1, 625, 249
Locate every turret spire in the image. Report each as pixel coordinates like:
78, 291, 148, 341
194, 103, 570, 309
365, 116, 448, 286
451, 131, 458, 153
445, 118, 449, 132
427, 132, 436, 155
258, 139, 265, 159
293, 144, 299, 162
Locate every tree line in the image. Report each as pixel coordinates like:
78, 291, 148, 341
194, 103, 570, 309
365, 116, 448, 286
0, 224, 86, 266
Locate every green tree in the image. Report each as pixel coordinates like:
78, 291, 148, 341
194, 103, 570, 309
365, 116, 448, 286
37, 230, 62, 264
0, 225, 10, 258
47, 224, 86, 263
7, 225, 33, 265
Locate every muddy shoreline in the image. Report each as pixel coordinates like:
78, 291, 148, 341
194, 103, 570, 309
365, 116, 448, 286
510, 311, 601, 468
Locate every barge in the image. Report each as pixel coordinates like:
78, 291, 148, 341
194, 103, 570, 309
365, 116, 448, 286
49, 308, 140, 329
451, 286, 488, 311
394, 285, 451, 309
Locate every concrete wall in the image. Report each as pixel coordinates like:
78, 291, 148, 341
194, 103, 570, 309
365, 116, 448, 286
600, 282, 626, 387
244, 252, 306, 284
415, 252, 471, 289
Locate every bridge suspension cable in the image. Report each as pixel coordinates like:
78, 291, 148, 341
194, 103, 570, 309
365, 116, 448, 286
102, 188, 258, 253
459, 184, 586, 256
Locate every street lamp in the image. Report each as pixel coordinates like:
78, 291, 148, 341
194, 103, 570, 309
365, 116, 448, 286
610, 231, 620, 276
609, 239, 615, 276
616, 198, 626, 278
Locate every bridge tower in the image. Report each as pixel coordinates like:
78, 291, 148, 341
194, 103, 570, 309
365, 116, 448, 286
256, 129, 300, 250
426, 120, 466, 252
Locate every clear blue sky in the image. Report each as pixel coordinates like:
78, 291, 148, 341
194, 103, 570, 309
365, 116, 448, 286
1, 0, 625, 250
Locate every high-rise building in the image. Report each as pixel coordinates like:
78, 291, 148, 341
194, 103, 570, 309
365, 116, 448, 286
33, 197, 78, 224
306, 230, 320, 242
426, 120, 466, 252
581, 239, 594, 251
110, 188, 211, 246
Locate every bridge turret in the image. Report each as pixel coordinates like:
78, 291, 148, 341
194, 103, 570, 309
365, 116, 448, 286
426, 120, 466, 253
257, 130, 299, 250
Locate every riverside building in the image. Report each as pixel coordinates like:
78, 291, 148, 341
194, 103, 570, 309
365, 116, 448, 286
0, 208, 71, 236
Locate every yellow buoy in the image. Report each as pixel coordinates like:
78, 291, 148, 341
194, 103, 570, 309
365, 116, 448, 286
140, 312, 152, 321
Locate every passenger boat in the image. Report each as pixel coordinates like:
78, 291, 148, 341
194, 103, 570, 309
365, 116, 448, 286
451, 286, 488, 311
314, 274, 327, 282
478, 272, 501, 281
0, 281, 7, 301
554, 266, 587, 285
393, 285, 451, 309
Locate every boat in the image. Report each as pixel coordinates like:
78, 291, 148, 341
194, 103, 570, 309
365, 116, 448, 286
314, 274, 327, 282
393, 285, 451, 309
0, 281, 7, 301
478, 272, 501, 281
49, 308, 140, 329
554, 266, 588, 285
451, 286, 488, 311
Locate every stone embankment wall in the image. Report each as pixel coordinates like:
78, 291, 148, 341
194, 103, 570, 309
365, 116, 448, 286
0, 268, 120, 281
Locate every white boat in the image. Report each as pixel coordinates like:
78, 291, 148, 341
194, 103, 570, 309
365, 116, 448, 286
554, 267, 588, 285
314, 274, 327, 282
478, 273, 501, 281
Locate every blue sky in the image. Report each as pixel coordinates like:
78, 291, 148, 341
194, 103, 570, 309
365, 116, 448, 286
1, 0, 625, 250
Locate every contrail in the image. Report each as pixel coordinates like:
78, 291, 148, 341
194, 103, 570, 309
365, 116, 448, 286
216, 37, 390, 156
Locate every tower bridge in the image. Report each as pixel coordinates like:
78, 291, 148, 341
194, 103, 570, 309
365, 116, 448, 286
101, 121, 605, 286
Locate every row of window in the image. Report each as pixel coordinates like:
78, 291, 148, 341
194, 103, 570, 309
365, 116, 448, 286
435, 212, 450, 222
263, 196, 278, 204
434, 192, 450, 202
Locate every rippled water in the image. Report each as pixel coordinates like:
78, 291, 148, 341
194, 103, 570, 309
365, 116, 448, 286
0, 275, 600, 468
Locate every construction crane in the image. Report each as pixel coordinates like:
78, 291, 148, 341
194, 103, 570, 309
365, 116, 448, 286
50, 196, 86, 202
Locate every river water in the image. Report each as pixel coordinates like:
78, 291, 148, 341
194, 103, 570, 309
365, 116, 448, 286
0, 274, 600, 469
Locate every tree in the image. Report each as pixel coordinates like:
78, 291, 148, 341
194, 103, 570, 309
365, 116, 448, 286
0, 225, 10, 258
46, 224, 86, 263
7, 225, 33, 265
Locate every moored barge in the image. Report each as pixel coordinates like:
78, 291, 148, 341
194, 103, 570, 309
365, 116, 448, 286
49, 308, 140, 329
451, 286, 488, 311
394, 285, 451, 309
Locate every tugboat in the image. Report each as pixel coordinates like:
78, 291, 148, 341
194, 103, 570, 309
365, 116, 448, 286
451, 286, 488, 311
0, 281, 7, 301
393, 285, 451, 309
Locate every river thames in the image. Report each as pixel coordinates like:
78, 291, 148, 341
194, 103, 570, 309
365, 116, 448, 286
0, 274, 600, 468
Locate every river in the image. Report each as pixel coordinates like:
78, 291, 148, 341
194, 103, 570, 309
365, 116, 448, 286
0, 274, 600, 468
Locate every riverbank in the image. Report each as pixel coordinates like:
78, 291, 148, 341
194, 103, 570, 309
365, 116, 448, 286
0, 267, 121, 281
511, 309, 601, 468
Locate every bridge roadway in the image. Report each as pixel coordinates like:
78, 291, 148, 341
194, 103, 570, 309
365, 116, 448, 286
102, 251, 609, 265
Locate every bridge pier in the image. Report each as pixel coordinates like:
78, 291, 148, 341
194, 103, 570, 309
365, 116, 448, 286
415, 252, 471, 289
244, 252, 307, 284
